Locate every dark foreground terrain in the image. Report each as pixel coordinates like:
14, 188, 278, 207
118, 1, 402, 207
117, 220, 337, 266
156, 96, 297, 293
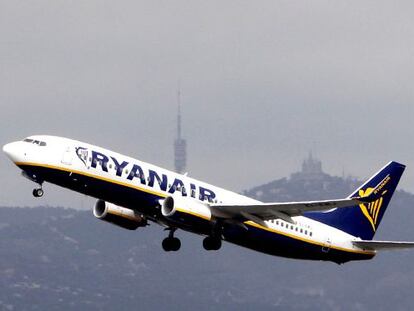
1, 170, 414, 310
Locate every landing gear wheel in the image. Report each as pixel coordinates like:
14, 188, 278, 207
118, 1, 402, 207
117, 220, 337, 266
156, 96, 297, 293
32, 188, 44, 198
203, 236, 222, 251
162, 228, 181, 252
162, 237, 181, 252
162, 238, 172, 252
170, 237, 181, 251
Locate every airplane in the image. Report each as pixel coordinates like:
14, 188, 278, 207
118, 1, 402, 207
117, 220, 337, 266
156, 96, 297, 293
3, 135, 414, 264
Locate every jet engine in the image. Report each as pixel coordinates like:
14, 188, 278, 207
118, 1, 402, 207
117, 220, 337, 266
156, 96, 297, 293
161, 196, 212, 221
93, 200, 147, 230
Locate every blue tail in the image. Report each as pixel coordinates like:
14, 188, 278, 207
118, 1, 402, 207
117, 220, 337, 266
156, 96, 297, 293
305, 161, 406, 240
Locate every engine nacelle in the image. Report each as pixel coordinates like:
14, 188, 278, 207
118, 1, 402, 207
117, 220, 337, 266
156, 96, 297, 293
93, 200, 147, 230
161, 196, 212, 221
161, 196, 176, 217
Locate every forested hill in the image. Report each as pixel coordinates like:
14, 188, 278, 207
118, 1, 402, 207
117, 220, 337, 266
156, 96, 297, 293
1, 160, 414, 310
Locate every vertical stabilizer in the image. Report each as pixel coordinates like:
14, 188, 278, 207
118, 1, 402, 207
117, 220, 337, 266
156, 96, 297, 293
306, 161, 405, 240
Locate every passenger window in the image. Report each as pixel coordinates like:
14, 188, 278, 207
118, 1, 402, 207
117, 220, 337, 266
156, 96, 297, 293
300, 229, 303, 233
310, 232, 313, 237
290, 225, 293, 230
305, 230, 308, 235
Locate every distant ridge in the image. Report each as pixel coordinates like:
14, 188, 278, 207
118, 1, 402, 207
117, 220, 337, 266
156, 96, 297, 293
244, 154, 361, 202
1, 157, 414, 310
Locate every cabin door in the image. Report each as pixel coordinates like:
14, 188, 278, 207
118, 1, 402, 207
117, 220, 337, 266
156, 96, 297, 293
61, 146, 73, 165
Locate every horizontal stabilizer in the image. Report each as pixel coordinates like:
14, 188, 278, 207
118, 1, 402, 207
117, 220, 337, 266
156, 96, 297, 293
353, 240, 414, 251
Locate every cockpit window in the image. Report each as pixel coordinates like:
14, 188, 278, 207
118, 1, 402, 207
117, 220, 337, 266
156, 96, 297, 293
23, 138, 47, 146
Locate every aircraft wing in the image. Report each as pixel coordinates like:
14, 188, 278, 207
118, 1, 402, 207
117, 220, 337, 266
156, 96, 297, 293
210, 197, 367, 224
210, 175, 388, 225
352, 240, 414, 251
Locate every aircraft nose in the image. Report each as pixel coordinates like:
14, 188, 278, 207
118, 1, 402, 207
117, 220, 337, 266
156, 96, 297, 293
3, 142, 20, 162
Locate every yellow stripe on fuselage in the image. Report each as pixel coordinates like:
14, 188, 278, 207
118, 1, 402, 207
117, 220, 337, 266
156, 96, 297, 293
16, 161, 168, 199
15, 161, 375, 256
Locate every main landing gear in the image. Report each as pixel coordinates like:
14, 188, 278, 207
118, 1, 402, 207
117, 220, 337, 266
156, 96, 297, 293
162, 228, 181, 252
32, 187, 44, 198
203, 220, 223, 251
161, 222, 223, 252
203, 236, 222, 251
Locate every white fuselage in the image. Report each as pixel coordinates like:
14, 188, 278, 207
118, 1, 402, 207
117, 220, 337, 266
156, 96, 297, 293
3, 135, 374, 263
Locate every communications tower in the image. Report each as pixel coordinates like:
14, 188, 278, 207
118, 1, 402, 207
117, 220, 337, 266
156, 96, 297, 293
174, 89, 187, 174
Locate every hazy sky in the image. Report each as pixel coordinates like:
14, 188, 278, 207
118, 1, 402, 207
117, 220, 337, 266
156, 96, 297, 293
1, 1, 414, 208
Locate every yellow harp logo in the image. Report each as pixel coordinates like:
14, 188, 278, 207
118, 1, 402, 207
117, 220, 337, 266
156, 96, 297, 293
359, 188, 384, 232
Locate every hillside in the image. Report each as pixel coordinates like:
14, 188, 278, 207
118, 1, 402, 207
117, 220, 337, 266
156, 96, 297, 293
1, 157, 414, 310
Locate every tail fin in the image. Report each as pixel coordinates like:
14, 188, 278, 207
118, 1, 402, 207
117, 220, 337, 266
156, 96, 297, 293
306, 161, 405, 240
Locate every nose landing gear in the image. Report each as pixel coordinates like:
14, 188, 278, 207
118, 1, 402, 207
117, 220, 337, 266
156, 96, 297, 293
32, 184, 44, 198
32, 188, 44, 198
